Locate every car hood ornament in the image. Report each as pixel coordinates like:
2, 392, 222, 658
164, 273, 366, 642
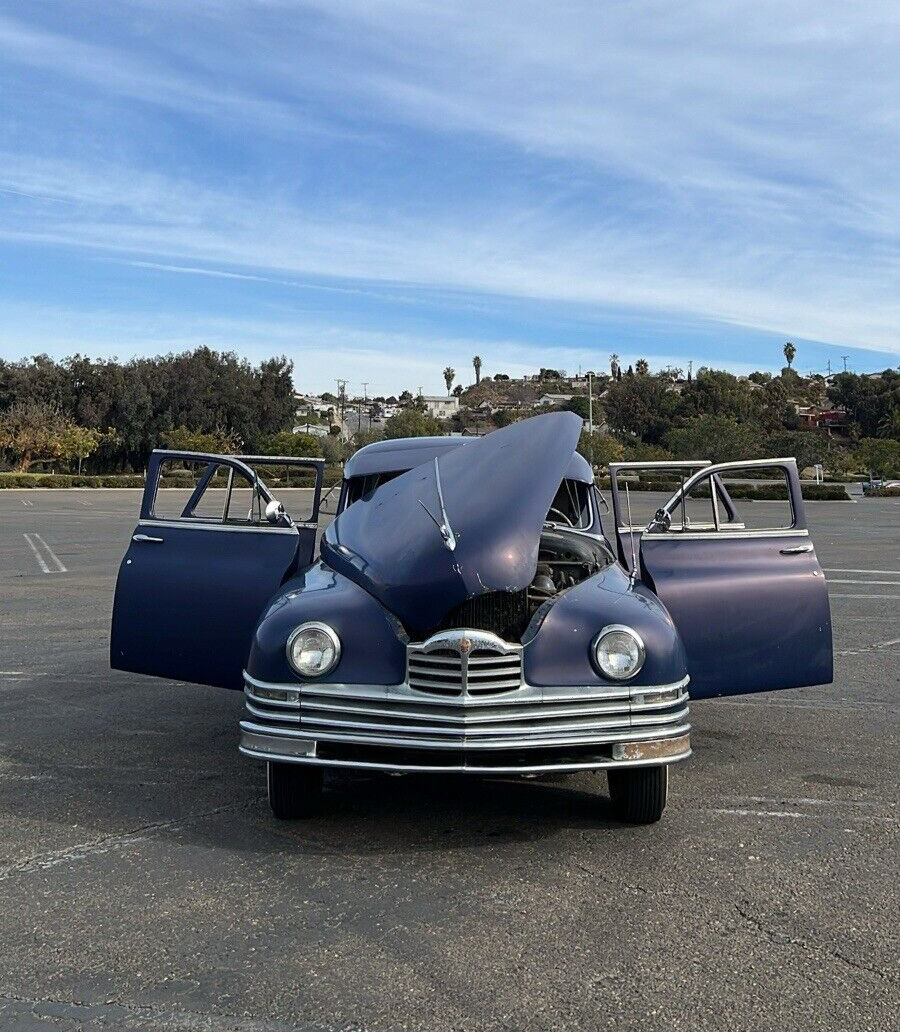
321, 412, 583, 632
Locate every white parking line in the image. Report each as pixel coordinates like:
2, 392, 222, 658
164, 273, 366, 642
824, 567, 900, 575
827, 578, 900, 585
836, 636, 900, 656
828, 592, 900, 599
20, 498, 33, 507
22, 533, 67, 574
32, 533, 67, 572
22, 534, 50, 573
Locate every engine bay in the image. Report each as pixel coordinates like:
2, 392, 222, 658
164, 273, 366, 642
529, 527, 614, 608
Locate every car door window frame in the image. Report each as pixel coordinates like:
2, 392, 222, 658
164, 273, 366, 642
141, 450, 325, 533
644, 457, 806, 540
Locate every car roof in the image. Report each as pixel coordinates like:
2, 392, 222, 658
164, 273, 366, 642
344, 434, 593, 484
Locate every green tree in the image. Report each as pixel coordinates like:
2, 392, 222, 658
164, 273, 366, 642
161, 425, 241, 454
604, 373, 679, 444
666, 415, 761, 464
352, 428, 385, 449
578, 430, 624, 467
635, 358, 649, 375
257, 430, 323, 457
384, 408, 444, 439
443, 366, 456, 394
472, 355, 482, 384
783, 341, 796, 368
763, 430, 828, 472
0, 401, 66, 471
609, 353, 620, 378
56, 424, 105, 473
855, 438, 900, 478
678, 368, 755, 420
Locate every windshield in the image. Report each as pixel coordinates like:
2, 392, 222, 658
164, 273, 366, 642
344, 471, 593, 530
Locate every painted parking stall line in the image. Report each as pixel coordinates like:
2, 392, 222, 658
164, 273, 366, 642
827, 578, 900, 586
22, 533, 67, 574
824, 567, 900, 575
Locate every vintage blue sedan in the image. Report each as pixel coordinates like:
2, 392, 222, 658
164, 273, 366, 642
111, 413, 833, 823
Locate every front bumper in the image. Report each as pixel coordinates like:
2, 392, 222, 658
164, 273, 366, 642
239, 672, 691, 774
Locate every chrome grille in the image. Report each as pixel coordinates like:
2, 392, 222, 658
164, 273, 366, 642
406, 630, 523, 698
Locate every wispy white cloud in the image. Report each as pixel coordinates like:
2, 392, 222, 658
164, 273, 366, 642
1, 152, 897, 353
0, 1, 898, 367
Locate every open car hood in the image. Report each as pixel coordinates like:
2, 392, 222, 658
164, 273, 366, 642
321, 412, 583, 632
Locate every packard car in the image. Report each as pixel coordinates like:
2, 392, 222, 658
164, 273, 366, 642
110, 413, 833, 823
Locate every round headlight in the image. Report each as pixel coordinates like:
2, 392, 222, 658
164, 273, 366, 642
592, 625, 645, 680
286, 622, 341, 678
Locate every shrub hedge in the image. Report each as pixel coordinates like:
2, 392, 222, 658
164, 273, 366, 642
0, 467, 345, 489
0, 472, 145, 488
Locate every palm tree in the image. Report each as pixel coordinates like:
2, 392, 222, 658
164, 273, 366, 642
472, 355, 482, 384
635, 358, 649, 375
783, 341, 796, 368
609, 353, 620, 378
443, 366, 455, 395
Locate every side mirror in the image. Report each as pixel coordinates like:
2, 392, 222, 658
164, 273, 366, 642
265, 499, 286, 524
649, 508, 671, 532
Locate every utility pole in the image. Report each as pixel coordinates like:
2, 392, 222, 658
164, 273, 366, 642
841, 355, 849, 372
361, 382, 369, 430
588, 371, 594, 435
587, 370, 594, 470
826, 360, 831, 376
335, 379, 347, 427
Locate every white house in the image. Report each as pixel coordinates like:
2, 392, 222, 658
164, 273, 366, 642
292, 422, 330, 438
534, 393, 575, 408
421, 395, 460, 419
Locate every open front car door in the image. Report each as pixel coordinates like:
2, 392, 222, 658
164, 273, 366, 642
110, 450, 324, 690
637, 458, 833, 699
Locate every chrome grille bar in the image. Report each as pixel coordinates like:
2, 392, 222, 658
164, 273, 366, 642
406, 629, 523, 698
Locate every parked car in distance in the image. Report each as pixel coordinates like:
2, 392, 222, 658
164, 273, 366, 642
862, 477, 900, 494
110, 413, 833, 824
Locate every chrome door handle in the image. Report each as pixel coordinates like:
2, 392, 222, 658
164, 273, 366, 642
132, 533, 164, 543
780, 544, 813, 554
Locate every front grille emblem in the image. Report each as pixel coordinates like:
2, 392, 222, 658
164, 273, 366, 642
457, 636, 472, 654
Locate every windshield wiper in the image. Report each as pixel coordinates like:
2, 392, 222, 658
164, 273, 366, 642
418, 457, 457, 551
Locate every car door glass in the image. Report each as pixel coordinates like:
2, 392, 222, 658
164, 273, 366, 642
224, 468, 261, 523
661, 465, 795, 533
153, 459, 226, 521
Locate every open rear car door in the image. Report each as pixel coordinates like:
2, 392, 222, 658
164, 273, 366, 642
111, 451, 324, 690
629, 458, 832, 699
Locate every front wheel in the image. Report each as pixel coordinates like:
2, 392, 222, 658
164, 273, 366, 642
267, 762, 324, 819
607, 765, 668, 824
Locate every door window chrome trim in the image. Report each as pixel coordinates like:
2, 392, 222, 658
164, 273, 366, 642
138, 519, 300, 535
642, 527, 809, 542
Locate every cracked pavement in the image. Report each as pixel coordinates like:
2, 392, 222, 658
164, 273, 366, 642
0, 490, 897, 1031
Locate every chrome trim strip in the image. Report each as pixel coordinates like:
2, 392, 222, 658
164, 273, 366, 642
138, 519, 299, 535
242, 671, 690, 707
239, 732, 692, 773
282, 697, 639, 723
238, 719, 691, 751
642, 528, 809, 542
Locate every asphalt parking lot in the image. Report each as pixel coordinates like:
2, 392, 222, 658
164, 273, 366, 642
0, 488, 897, 1032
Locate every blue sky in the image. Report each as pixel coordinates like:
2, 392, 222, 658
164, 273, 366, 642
1, 1, 897, 395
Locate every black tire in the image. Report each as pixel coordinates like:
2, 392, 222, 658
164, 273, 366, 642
607, 765, 668, 824
267, 762, 324, 820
